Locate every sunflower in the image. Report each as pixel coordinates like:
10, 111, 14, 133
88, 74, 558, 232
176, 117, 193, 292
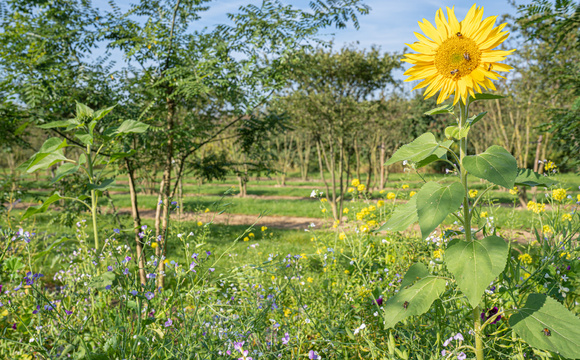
403, 4, 515, 105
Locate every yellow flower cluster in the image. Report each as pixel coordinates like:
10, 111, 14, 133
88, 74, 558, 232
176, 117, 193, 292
469, 189, 478, 198
480, 211, 488, 218
409, 191, 417, 197
356, 206, 377, 221
518, 253, 533, 265
560, 252, 572, 260
387, 192, 396, 200
261, 226, 268, 232
527, 201, 546, 214
377, 200, 385, 208
562, 213, 572, 222
544, 161, 557, 172
351, 179, 360, 187
339, 232, 347, 240
509, 187, 518, 196
357, 184, 366, 192
552, 188, 567, 202
433, 249, 444, 259
347, 187, 354, 193
402, 184, 409, 189
360, 225, 370, 233
542, 225, 552, 234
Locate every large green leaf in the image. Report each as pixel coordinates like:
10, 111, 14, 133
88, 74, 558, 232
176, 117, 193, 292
116, 120, 149, 134
22, 193, 65, 220
87, 179, 115, 192
399, 263, 430, 289
467, 111, 487, 126
510, 294, 580, 359
375, 197, 417, 233
88, 272, 116, 291
385, 133, 449, 167
416, 182, 464, 239
445, 236, 508, 308
462, 145, 517, 189
52, 163, 80, 184
382, 276, 446, 329
37, 120, 71, 129
515, 169, 558, 187
27, 152, 69, 173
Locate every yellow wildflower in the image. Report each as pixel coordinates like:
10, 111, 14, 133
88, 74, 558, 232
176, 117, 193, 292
480, 211, 488, 218
368, 205, 376, 212
544, 161, 557, 172
243, 237, 249, 242
562, 213, 572, 222
509, 187, 518, 196
379, 190, 386, 194
344, 270, 350, 275
321, 198, 328, 202
542, 225, 552, 234
357, 184, 366, 192
284, 309, 291, 317
387, 192, 396, 200
197, 221, 203, 226
402, 184, 409, 189
249, 233, 255, 237
301, 253, 307, 259
339, 232, 347, 240
360, 225, 370, 233
377, 200, 385, 208
321, 208, 327, 213
409, 191, 417, 197
307, 277, 313, 283
560, 252, 572, 260
261, 226, 268, 231
151, 242, 158, 249
204, 208, 210, 213
518, 253, 533, 265
347, 187, 355, 193
351, 179, 360, 187
469, 189, 478, 198
552, 188, 567, 202
271, 275, 276, 281
366, 220, 378, 227
343, 208, 349, 214
433, 249, 444, 259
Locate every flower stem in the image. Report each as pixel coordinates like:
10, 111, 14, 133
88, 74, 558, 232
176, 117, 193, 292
459, 100, 484, 360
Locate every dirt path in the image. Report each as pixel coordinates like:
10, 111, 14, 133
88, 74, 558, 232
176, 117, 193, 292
116, 207, 325, 230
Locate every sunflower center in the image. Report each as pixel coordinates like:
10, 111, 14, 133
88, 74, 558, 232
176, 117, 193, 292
434, 35, 481, 79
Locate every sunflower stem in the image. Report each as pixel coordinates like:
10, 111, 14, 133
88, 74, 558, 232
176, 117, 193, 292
458, 100, 484, 360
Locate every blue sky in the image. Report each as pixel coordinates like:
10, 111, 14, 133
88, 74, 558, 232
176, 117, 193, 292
96, 0, 524, 55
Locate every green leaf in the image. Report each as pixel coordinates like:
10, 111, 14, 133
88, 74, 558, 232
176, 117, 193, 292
87, 179, 115, 191
34, 237, 74, 259
424, 104, 454, 116
38, 137, 68, 153
514, 169, 558, 187
462, 145, 517, 189
52, 163, 80, 183
375, 197, 417, 233
444, 126, 469, 140
469, 93, 505, 101
416, 182, 464, 239
22, 193, 64, 220
400, 263, 430, 289
509, 294, 580, 359
415, 139, 452, 168
109, 150, 137, 162
382, 276, 446, 329
75, 132, 93, 145
467, 111, 487, 126
385, 133, 449, 167
75, 102, 94, 119
445, 236, 508, 308
27, 152, 69, 173
38, 120, 71, 129
93, 105, 115, 121
116, 120, 149, 134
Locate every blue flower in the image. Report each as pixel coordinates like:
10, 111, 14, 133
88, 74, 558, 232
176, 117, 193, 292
145, 292, 154, 300
164, 318, 173, 327
113, 229, 120, 234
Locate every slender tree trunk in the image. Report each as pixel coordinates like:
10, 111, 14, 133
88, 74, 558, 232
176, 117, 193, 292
126, 159, 147, 286
157, 98, 175, 289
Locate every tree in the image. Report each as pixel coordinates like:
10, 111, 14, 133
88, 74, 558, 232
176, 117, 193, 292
278, 45, 401, 219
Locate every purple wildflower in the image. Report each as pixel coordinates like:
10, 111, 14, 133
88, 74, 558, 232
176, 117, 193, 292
481, 307, 501, 324
281, 332, 290, 345
458, 352, 467, 360
164, 318, 173, 327
113, 229, 120, 234
308, 350, 319, 359
145, 292, 154, 300
375, 297, 383, 306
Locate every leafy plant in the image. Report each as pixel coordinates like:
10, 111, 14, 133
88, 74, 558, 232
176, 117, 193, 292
19, 103, 148, 249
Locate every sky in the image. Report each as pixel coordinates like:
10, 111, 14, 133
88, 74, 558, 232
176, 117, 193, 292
94, 0, 526, 83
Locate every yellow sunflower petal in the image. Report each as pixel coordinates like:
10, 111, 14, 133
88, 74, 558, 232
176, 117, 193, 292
446, 7, 461, 35
418, 19, 443, 44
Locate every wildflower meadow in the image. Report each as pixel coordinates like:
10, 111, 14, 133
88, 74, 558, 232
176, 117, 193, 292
1, 1, 579, 359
